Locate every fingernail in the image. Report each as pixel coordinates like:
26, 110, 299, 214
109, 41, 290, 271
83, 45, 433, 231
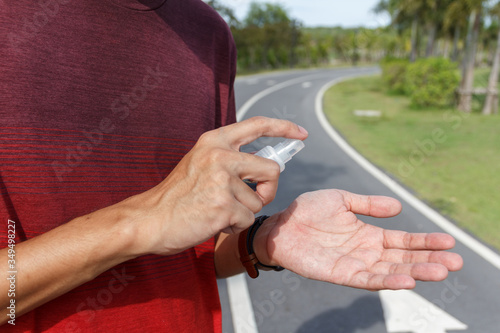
298, 125, 308, 135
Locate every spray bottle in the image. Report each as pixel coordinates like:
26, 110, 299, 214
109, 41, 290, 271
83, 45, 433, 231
244, 139, 305, 189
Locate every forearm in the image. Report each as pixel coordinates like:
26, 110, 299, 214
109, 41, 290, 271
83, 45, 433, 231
0, 201, 138, 325
214, 232, 244, 278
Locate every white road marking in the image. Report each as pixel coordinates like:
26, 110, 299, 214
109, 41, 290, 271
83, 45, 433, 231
246, 78, 259, 85
230, 71, 338, 333
226, 274, 258, 333
314, 75, 500, 271
237, 72, 340, 121
235, 68, 323, 84
302, 81, 312, 88
379, 290, 467, 333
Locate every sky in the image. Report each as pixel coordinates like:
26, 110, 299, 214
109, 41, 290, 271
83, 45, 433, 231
216, 0, 391, 28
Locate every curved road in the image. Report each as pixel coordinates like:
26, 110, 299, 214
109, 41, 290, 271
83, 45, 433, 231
217, 67, 500, 333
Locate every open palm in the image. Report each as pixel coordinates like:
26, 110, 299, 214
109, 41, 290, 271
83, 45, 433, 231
258, 190, 463, 290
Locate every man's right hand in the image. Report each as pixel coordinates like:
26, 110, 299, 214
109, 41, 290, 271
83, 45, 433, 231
0, 116, 307, 324
120, 116, 308, 257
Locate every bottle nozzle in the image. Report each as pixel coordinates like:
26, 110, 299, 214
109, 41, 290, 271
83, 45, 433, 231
255, 139, 305, 172
273, 139, 305, 165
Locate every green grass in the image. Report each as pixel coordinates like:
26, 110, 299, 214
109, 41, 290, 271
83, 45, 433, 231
324, 75, 500, 250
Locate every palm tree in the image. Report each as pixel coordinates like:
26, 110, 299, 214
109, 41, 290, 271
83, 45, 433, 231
375, 0, 447, 61
424, 0, 450, 58
482, 2, 500, 115
457, 0, 486, 113
374, 0, 420, 61
444, 0, 471, 61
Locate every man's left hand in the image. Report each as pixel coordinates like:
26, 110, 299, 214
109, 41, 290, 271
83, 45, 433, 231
253, 189, 463, 290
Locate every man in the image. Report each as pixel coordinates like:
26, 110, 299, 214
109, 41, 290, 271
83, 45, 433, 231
0, 0, 462, 331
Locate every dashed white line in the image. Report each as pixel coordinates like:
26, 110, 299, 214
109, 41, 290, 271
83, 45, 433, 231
237, 72, 343, 121
246, 78, 259, 85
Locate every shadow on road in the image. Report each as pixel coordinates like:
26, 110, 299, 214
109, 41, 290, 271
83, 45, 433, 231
261, 158, 348, 215
296, 295, 385, 333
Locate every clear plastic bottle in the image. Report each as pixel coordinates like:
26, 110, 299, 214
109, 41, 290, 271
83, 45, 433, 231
254, 139, 305, 172
244, 139, 305, 190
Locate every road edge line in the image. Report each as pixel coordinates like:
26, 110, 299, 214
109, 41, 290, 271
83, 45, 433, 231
314, 75, 500, 271
226, 274, 258, 333
236, 68, 377, 122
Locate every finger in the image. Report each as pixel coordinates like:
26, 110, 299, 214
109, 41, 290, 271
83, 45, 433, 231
380, 249, 463, 271
341, 191, 402, 217
236, 153, 282, 205
383, 231, 456, 250
369, 262, 449, 282
221, 117, 308, 150
236, 152, 282, 181
345, 271, 416, 290
233, 178, 264, 214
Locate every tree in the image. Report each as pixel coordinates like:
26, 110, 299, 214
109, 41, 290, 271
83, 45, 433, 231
375, 0, 438, 62
375, 0, 417, 61
458, 0, 485, 113
244, 2, 290, 27
206, 0, 239, 27
444, 0, 471, 62
331, 29, 361, 66
424, 0, 457, 58
232, 2, 297, 69
482, 2, 500, 115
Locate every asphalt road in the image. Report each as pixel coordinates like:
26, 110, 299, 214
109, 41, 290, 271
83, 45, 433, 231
217, 67, 500, 333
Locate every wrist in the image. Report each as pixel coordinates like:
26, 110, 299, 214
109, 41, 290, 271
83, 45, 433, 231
62, 200, 140, 281
253, 213, 280, 267
99, 196, 148, 260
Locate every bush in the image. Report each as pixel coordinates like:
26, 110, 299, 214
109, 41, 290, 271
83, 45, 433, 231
404, 58, 459, 108
380, 57, 409, 94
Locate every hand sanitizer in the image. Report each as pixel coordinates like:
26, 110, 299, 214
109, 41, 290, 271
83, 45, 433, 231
244, 139, 305, 189
254, 139, 305, 172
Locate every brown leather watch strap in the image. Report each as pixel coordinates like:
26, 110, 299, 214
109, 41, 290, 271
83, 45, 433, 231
238, 227, 260, 278
238, 215, 284, 279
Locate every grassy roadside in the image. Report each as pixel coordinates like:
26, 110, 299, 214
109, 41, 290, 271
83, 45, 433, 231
323, 75, 500, 250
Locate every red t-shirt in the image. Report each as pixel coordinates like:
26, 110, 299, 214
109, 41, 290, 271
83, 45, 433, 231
0, 0, 236, 331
